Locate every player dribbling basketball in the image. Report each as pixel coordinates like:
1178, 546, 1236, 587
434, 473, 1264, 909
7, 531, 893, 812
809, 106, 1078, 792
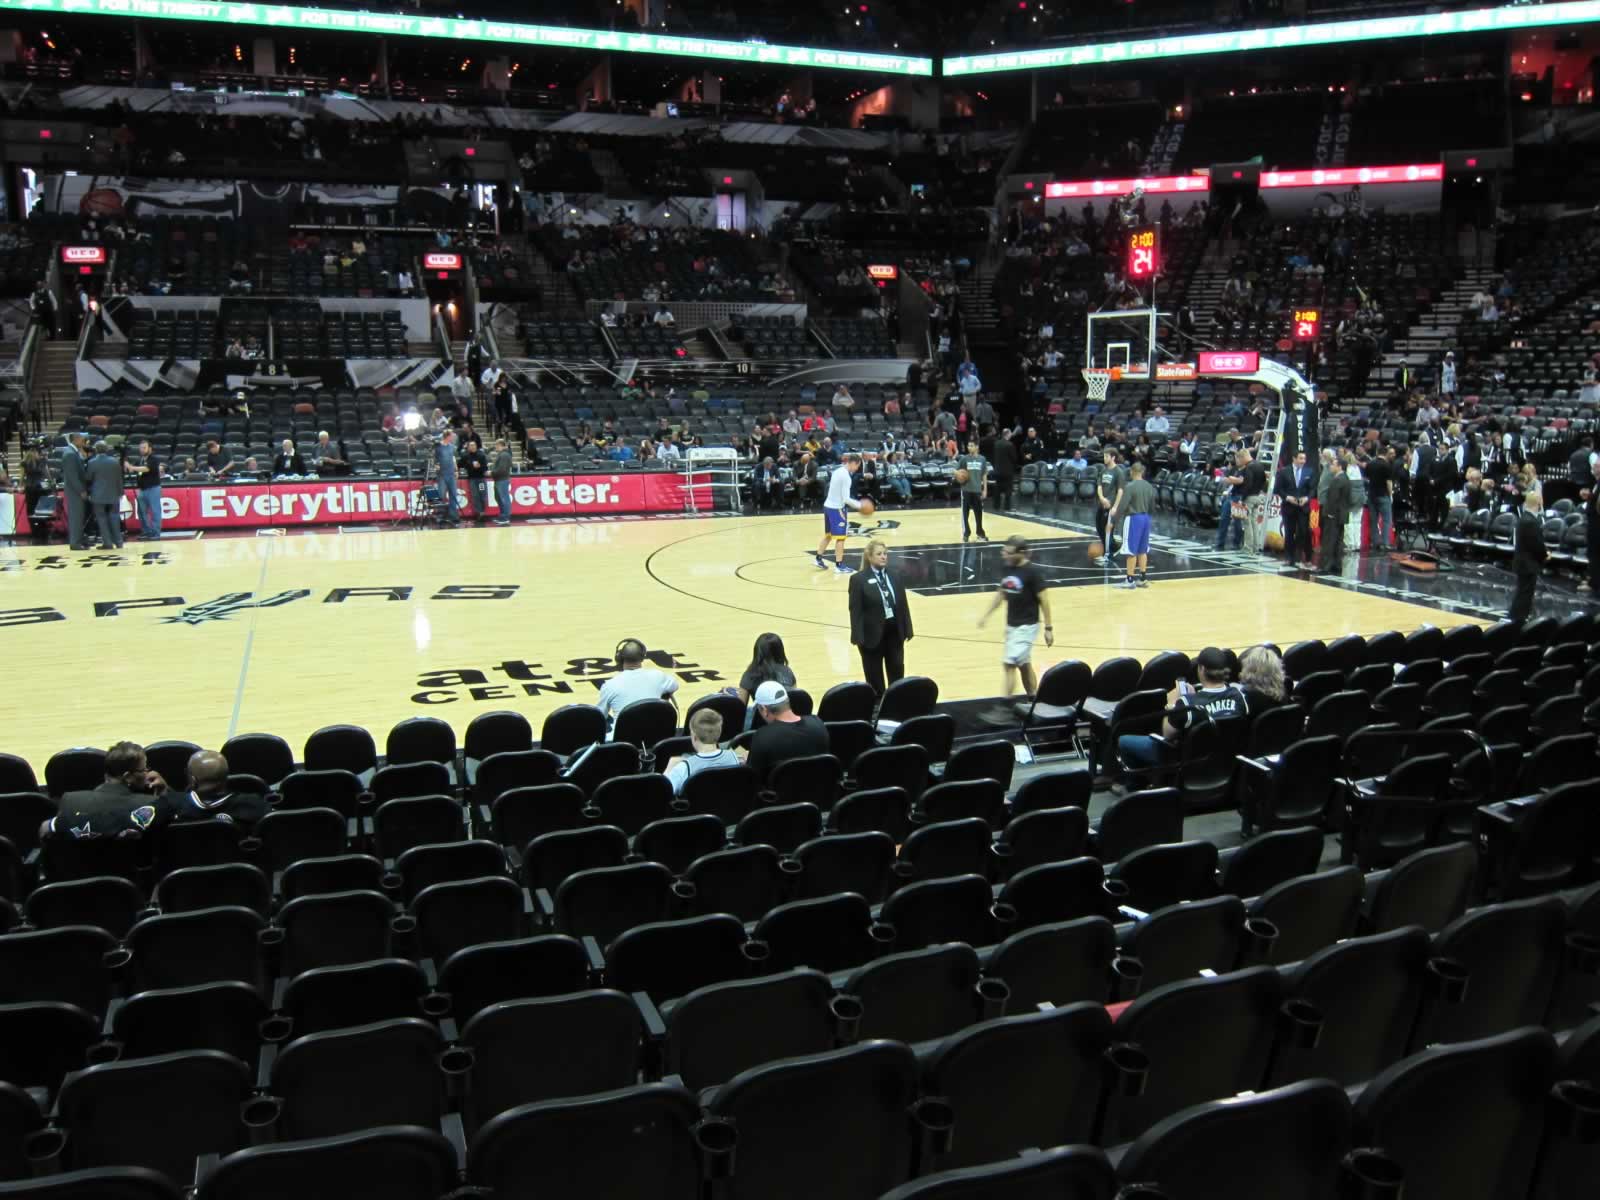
815, 453, 864, 575
1109, 461, 1157, 589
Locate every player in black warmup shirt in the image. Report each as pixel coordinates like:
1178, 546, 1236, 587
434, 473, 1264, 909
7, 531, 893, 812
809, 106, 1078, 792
977, 535, 1054, 721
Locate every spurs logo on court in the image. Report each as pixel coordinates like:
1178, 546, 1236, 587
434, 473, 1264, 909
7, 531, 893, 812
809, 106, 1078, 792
2, 584, 519, 627
850, 519, 901, 535
158, 590, 313, 625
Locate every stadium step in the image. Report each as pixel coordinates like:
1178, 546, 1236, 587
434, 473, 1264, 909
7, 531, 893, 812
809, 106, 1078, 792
37, 339, 79, 426
682, 333, 722, 362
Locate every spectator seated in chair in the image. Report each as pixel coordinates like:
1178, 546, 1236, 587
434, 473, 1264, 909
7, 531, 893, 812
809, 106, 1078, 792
664, 709, 740, 796
1116, 646, 1251, 772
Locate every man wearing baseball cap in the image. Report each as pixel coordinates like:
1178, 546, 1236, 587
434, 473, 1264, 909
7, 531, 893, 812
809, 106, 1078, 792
743, 680, 829, 783
1116, 646, 1250, 772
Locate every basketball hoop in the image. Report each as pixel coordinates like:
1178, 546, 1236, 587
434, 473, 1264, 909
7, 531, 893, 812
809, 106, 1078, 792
1082, 367, 1118, 402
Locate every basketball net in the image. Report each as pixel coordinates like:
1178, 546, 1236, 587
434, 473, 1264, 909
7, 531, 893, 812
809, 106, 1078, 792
1082, 368, 1112, 403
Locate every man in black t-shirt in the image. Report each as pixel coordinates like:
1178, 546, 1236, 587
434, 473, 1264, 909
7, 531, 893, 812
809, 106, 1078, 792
461, 437, 490, 521
977, 535, 1055, 721
168, 749, 269, 830
989, 429, 1020, 510
742, 681, 831, 782
1365, 449, 1393, 551
1118, 647, 1250, 770
134, 439, 163, 541
1094, 449, 1126, 564
1238, 450, 1268, 555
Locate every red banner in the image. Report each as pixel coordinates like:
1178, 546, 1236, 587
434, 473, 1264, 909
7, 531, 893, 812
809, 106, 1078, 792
20, 472, 714, 533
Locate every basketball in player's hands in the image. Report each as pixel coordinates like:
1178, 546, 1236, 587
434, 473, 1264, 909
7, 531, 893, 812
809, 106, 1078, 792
954, 469, 971, 485
1087, 540, 1105, 559
859, 499, 876, 517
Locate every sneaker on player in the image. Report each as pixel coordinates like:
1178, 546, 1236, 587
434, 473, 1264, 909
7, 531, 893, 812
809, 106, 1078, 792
1118, 577, 1138, 589
1136, 577, 1150, 588
814, 554, 829, 569
834, 564, 856, 575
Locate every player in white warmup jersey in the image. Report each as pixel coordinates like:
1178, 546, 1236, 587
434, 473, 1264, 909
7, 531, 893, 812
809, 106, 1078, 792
814, 453, 863, 575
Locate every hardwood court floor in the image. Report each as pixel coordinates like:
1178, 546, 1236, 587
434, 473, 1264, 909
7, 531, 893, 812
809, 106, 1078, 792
1, 508, 1483, 770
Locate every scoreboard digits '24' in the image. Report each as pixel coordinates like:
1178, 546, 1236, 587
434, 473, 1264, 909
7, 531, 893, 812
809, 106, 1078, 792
1127, 227, 1159, 279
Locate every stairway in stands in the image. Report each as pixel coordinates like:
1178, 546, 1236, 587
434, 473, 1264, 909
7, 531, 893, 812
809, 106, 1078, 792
682, 332, 723, 363
1363, 262, 1499, 411
1184, 261, 1235, 345
526, 244, 585, 318
37, 340, 78, 430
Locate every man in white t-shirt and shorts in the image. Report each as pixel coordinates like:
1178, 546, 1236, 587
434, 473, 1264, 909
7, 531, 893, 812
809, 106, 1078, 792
815, 453, 863, 576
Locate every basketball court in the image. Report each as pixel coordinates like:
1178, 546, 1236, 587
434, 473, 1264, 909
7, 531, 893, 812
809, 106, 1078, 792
0, 506, 1484, 770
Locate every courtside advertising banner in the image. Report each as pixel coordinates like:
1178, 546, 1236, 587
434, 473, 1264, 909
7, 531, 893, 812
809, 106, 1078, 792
17, 472, 713, 533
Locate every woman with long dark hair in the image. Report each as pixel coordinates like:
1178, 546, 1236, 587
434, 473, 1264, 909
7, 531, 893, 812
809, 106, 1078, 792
737, 632, 796, 705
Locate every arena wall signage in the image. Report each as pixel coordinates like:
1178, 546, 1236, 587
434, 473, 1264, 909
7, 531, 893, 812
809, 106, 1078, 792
946, 1, 1600, 76
1042, 162, 1443, 201
11, 472, 711, 535
1198, 350, 1260, 374
0, 0, 932, 75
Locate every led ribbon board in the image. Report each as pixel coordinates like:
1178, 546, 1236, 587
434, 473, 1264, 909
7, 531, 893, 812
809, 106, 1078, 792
0, 0, 933, 75
946, 0, 1600, 76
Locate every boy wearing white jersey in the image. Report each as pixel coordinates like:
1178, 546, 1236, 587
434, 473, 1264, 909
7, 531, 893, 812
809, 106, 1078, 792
815, 453, 864, 575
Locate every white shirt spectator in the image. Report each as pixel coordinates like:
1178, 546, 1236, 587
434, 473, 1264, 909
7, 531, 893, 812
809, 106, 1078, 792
654, 309, 676, 327
1145, 412, 1171, 435
1040, 349, 1062, 369
665, 746, 741, 795
596, 668, 679, 731
831, 386, 854, 409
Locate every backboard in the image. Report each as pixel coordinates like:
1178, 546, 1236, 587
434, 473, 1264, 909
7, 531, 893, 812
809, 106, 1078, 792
1085, 307, 1158, 380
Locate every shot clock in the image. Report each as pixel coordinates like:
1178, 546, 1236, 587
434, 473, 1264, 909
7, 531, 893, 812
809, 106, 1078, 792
1292, 308, 1321, 341
1126, 226, 1160, 280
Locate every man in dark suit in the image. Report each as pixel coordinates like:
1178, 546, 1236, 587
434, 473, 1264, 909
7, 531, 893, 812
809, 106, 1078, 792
1433, 432, 1480, 526
41, 741, 172, 842
848, 538, 914, 695
1319, 455, 1351, 572
1569, 436, 1595, 487
85, 440, 125, 549
1404, 438, 1435, 528
1509, 492, 1547, 623
60, 431, 91, 550
1275, 450, 1314, 567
